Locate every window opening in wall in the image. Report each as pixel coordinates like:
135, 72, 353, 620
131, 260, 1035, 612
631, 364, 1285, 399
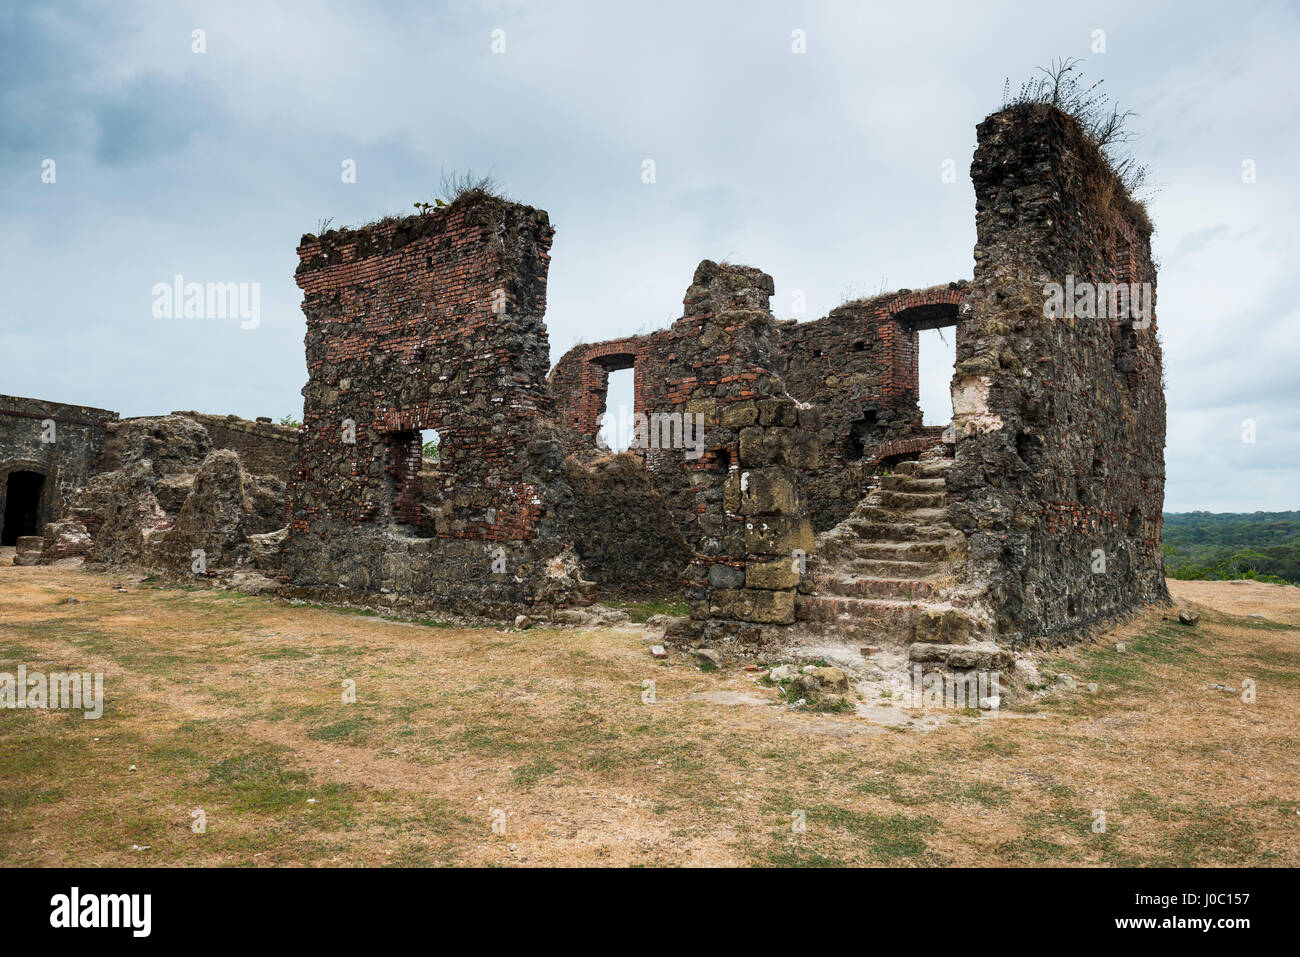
918, 326, 956, 426
847, 412, 883, 461
421, 429, 441, 464
381, 430, 422, 526
598, 367, 636, 453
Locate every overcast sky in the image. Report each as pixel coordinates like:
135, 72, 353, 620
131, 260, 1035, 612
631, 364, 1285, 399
2, 1, 1296, 512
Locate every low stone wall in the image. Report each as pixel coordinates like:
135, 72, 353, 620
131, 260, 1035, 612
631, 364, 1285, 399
564, 452, 691, 590
171, 411, 299, 481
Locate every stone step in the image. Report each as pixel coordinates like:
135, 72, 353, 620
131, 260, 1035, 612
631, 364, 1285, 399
913, 460, 954, 479
823, 576, 938, 601
853, 505, 950, 525
795, 594, 920, 641
879, 489, 947, 509
841, 557, 936, 579
890, 457, 952, 474
908, 641, 1012, 671
851, 540, 955, 563
880, 474, 946, 493
795, 594, 983, 645
913, 605, 987, 644
841, 520, 961, 543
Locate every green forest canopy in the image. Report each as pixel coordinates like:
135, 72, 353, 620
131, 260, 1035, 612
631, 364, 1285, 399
1162, 511, 1300, 586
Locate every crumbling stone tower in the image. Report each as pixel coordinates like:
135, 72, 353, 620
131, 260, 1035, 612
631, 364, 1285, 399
947, 103, 1169, 643
286, 197, 584, 616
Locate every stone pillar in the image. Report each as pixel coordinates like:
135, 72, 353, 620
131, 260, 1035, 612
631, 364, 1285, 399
652, 261, 821, 652
707, 397, 816, 631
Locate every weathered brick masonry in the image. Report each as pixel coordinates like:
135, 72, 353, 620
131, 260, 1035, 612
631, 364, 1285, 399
549, 103, 1168, 645
946, 103, 1168, 644
3, 102, 1169, 646
550, 265, 823, 633
652, 263, 820, 645
549, 335, 662, 446
285, 196, 585, 615
551, 283, 968, 533
776, 284, 969, 530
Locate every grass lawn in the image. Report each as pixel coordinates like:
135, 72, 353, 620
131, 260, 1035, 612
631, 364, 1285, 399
1, 566, 1297, 866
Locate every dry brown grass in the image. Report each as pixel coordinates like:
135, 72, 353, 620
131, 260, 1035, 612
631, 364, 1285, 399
1, 566, 1297, 867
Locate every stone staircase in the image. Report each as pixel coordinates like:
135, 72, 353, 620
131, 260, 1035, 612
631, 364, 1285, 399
795, 450, 992, 652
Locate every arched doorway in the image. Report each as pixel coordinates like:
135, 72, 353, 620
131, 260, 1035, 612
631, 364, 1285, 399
2, 469, 47, 545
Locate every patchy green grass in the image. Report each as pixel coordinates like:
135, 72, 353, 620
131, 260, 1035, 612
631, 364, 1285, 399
604, 597, 691, 623
0, 568, 1297, 866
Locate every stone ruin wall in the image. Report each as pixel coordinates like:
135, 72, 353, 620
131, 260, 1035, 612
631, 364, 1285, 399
947, 103, 1168, 645
3, 103, 1169, 647
284, 196, 588, 616
563, 453, 691, 590
548, 334, 665, 449
551, 263, 826, 645
650, 262, 819, 647
549, 282, 974, 538
546, 332, 694, 593
775, 285, 970, 531
0, 406, 295, 572
0, 395, 118, 546
170, 411, 299, 483
548, 104, 1168, 646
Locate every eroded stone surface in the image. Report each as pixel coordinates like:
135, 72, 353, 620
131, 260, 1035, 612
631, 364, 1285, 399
2, 102, 1168, 647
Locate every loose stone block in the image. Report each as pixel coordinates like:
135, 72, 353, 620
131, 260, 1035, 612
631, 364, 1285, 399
708, 587, 796, 625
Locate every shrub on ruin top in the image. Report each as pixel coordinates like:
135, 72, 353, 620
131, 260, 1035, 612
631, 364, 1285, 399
1001, 57, 1153, 227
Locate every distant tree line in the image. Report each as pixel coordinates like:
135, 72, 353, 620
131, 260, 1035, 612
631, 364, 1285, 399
1162, 511, 1300, 586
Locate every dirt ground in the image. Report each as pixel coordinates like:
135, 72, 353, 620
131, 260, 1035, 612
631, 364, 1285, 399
1, 563, 1297, 867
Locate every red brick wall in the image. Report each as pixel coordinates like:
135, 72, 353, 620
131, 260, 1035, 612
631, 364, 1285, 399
549, 335, 664, 444
289, 198, 558, 544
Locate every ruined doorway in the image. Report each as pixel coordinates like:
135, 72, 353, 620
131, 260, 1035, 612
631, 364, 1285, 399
893, 301, 964, 431
846, 412, 883, 460
598, 367, 636, 452
2, 470, 46, 545
917, 326, 956, 425
381, 430, 424, 527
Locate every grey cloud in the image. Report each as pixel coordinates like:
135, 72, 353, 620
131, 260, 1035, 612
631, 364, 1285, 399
0, 0, 1296, 512
93, 73, 219, 165
1171, 224, 1229, 258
